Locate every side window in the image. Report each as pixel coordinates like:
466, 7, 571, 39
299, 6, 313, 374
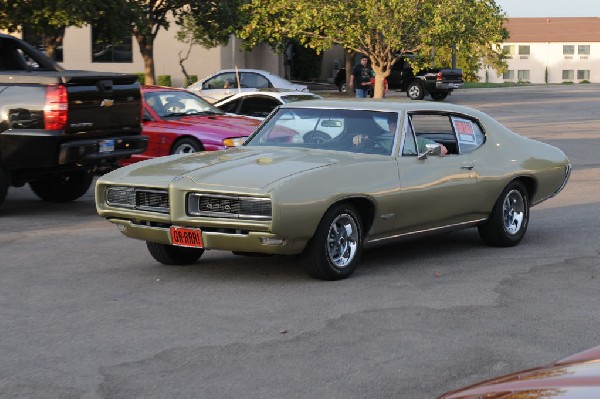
402, 117, 418, 156
218, 98, 241, 114
410, 113, 458, 155
240, 73, 270, 89
239, 96, 280, 117
451, 116, 486, 154
204, 72, 236, 89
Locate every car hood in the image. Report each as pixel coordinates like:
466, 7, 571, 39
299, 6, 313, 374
110, 147, 349, 191
162, 114, 260, 136
440, 347, 600, 398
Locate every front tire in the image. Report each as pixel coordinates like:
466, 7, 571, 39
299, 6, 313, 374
301, 203, 363, 280
146, 241, 204, 265
29, 171, 93, 202
406, 81, 425, 100
171, 138, 203, 155
478, 181, 529, 247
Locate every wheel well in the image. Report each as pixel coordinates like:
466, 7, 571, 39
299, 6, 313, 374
171, 136, 204, 153
511, 176, 537, 201
334, 197, 376, 236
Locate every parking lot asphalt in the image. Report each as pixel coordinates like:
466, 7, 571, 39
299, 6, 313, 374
1, 84, 600, 399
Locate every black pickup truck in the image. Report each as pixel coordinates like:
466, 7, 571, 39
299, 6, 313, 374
0, 34, 147, 208
335, 58, 464, 101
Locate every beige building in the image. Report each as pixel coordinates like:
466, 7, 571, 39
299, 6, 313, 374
480, 17, 600, 84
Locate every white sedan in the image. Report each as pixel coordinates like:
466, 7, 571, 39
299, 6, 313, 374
187, 69, 309, 103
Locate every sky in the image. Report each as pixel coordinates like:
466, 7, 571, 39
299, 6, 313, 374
495, 0, 600, 17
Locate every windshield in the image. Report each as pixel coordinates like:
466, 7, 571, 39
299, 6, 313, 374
244, 108, 398, 156
144, 90, 225, 118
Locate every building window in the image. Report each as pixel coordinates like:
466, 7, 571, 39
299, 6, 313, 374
502, 45, 514, 58
502, 70, 514, 80
22, 28, 63, 62
517, 70, 530, 82
563, 45, 575, 55
91, 26, 133, 63
562, 70, 574, 80
578, 45, 590, 55
518, 45, 530, 55
577, 70, 590, 80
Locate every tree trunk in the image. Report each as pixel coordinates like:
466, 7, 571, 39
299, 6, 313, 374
135, 33, 156, 85
344, 50, 355, 96
371, 62, 392, 99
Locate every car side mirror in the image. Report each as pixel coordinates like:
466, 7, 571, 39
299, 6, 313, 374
417, 143, 441, 160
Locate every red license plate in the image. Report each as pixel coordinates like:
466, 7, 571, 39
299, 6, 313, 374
170, 226, 203, 248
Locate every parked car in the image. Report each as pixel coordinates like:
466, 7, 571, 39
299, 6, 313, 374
437, 345, 600, 398
120, 86, 260, 165
214, 89, 322, 119
96, 100, 570, 280
335, 57, 463, 100
187, 69, 309, 103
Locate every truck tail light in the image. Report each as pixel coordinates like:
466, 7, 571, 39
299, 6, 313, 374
436, 72, 443, 81
44, 85, 68, 130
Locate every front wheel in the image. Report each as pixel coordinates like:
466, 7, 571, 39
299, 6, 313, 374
146, 241, 204, 265
171, 138, 203, 155
406, 81, 425, 100
478, 181, 529, 247
29, 171, 93, 202
430, 92, 448, 101
301, 203, 363, 280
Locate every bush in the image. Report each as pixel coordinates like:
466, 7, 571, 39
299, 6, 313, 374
561, 81, 574, 85
135, 73, 145, 84
579, 80, 591, 84
157, 75, 172, 87
185, 75, 198, 87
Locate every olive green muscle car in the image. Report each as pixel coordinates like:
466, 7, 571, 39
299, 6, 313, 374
96, 100, 571, 280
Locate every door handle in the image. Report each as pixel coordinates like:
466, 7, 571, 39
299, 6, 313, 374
460, 163, 475, 170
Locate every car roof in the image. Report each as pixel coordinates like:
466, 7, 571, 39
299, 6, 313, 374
141, 85, 185, 93
278, 99, 485, 116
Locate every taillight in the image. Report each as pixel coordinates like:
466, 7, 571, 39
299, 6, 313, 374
436, 72, 443, 81
44, 85, 68, 130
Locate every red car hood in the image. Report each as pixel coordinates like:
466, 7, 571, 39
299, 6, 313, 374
439, 346, 600, 399
164, 114, 260, 137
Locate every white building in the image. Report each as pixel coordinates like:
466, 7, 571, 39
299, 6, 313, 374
481, 17, 600, 84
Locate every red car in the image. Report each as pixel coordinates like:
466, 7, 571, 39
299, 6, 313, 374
438, 345, 600, 398
122, 86, 261, 165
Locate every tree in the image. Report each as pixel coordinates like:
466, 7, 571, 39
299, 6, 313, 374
0, 0, 100, 59
176, 0, 249, 85
239, 0, 506, 98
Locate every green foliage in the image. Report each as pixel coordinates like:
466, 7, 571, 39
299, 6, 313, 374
185, 75, 199, 86
290, 41, 323, 80
135, 73, 146, 84
579, 80, 591, 84
157, 75, 172, 87
239, 0, 507, 98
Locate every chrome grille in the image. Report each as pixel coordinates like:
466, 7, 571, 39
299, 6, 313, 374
105, 186, 169, 213
187, 193, 271, 220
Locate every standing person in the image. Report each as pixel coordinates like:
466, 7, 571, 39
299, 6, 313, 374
349, 55, 372, 98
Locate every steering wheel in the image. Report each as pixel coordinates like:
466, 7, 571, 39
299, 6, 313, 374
164, 101, 185, 113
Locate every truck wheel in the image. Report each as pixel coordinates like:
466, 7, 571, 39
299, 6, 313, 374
29, 171, 93, 202
0, 165, 9, 208
406, 82, 425, 100
171, 138, 203, 155
301, 203, 363, 280
430, 92, 448, 101
146, 241, 204, 265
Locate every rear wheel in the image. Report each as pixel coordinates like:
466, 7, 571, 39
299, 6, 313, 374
146, 241, 204, 265
430, 92, 448, 101
171, 138, 203, 155
478, 181, 530, 247
406, 81, 425, 100
301, 203, 363, 280
29, 171, 93, 202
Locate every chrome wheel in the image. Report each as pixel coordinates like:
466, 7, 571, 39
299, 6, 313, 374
327, 213, 359, 268
503, 189, 525, 235
173, 143, 197, 154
